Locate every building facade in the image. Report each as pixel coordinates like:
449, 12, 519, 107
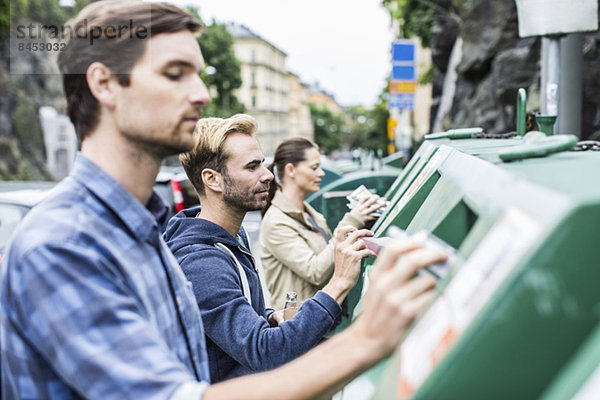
307, 82, 344, 115
288, 72, 314, 141
228, 23, 313, 156
38, 106, 78, 179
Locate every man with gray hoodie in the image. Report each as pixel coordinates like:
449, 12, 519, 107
164, 114, 376, 382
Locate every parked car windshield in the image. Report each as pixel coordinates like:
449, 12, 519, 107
0, 181, 57, 255
0, 203, 31, 254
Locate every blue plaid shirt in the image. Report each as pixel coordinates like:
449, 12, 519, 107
0, 154, 210, 399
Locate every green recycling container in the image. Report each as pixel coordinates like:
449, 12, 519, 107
338, 133, 600, 400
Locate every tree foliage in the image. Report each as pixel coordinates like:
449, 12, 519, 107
309, 103, 344, 154
382, 0, 435, 47
2, 0, 95, 35
1, 0, 11, 35
346, 95, 390, 155
371, 97, 391, 155
189, 8, 245, 118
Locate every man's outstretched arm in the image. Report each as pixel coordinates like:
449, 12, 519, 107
203, 238, 445, 400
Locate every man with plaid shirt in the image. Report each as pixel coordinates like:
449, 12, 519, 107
0, 2, 444, 399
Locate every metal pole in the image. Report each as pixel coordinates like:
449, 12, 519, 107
542, 36, 561, 117
558, 33, 583, 137
540, 39, 548, 114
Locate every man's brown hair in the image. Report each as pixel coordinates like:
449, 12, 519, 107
58, 1, 203, 141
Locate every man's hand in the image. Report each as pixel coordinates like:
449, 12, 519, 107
267, 310, 285, 327
348, 238, 447, 361
203, 238, 447, 400
322, 226, 376, 305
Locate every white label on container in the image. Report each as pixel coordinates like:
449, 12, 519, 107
394, 151, 443, 214
398, 207, 542, 397
573, 364, 600, 400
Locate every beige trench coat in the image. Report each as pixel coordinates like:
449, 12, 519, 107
259, 190, 363, 309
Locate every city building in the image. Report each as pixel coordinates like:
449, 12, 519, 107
288, 72, 314, 141
38, 106, 78, 180
413, 40, 432, 139
307, 81, 344, 115
227, 23, 313, 156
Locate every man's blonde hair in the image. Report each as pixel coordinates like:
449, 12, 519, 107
180, 114, 258, 194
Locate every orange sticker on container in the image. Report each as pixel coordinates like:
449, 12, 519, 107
398, 376, 415, 399
431, 327, 457, 366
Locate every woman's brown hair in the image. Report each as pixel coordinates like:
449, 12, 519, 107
261, 137, 319, 216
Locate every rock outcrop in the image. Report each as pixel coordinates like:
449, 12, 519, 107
430, 0, 600, 140
0, 27, 64, 180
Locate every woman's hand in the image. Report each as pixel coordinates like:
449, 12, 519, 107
349, 194, 387, 224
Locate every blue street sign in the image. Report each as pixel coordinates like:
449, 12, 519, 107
392, 42, 415, 62
389, 41, 416, 110
391, 65, 415, 81
388, 93, 414, 111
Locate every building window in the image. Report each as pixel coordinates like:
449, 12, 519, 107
252, 95, 256, 108
251, 49, 256, 63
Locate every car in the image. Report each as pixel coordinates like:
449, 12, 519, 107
153, 166, 200, 216
0, 170, 199, 259
0, 181, 57, 257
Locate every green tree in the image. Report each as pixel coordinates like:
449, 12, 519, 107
346, 105, 372, 150
381, 0, 463, 50
187, 7, 245, 118
346, 101, 390, 155
382, 0, 435, 47
309, 104, 344, 154
371, 94, 391, 155
1, 0, 10, 35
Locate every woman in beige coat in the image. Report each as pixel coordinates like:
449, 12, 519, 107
259, 138, 385, 309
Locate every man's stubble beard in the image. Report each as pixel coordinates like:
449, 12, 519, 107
222, 173, 268, 213
125, 125, 195, 160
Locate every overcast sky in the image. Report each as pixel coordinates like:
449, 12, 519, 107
155, 0, 394, 107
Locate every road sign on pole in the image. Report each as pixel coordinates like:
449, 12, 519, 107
388, 93, 415, 110
392, 41, 415, 62
389, 81, 416, 93
387, 118, 398, 154
389, 40, 416, 111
